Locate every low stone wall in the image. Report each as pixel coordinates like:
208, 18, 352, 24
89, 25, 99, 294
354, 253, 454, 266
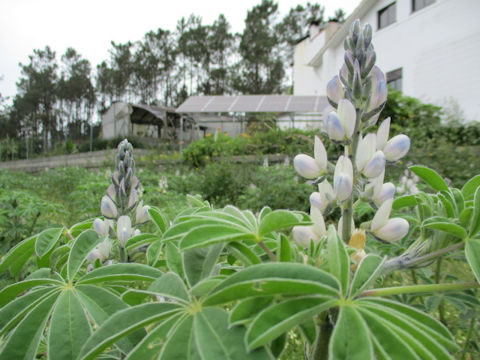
0, 149, 153, 172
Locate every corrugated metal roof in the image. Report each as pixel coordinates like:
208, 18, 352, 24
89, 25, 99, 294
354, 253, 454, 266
176, 95, 328, 113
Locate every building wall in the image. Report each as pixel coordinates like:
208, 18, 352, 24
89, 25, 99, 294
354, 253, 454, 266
101, 102, 132, 139
294, 0, 480, 121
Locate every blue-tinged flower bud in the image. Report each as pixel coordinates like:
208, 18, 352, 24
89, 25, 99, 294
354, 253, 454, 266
135, 202, 150, 224
351, 19, 360, 42
294, 154, 323, 179
362, 50, 376, 78
117, 215, 132, 247
376, 117, 391, 150
93, 218, 109, 237
371, 198, 393, 232
314, 136, 328, 171
326, 112, 345, 141
87, 249, 102, 264
373, 218, 409, 242
106, 184, 116, 202
362, 150, 386, 178
310, 192, 324, 209
373, 182, 395, 206
326, 75, 343, 107
356, 133, 376, 171
311, 206, 327, 237
344, 51, 354, 74
97, 238, 112, 260
101, 195, 118, 219
339, 63, 350, 87
383, 134, 411, 161
353, 59, 362, 98
127, 188, 138, 209
337, 99, 356, 139
334, 173, 353, 202
292, 225, 320, 248
363, 24, 372, 48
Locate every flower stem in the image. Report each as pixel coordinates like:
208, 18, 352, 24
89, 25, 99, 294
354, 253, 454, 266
461, 316, 476, 360
311, 312, 333, 360
258, 241, 277, 261
119, 246, 127, 263
382, 242, 465, 274
359, 282, 479, 298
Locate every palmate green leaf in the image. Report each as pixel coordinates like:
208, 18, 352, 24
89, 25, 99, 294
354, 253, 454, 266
230, 296, 274, 326
0, 278, 63, 307
258, 210, 303, 236
195, 307, 273, 360
465, 239, 480, 283
69, 219, 95, 238
0, 292, 59, 360
329, 305, 373, 360
158, 315, 197, 360
179, 224, 255, 251
77, 263, 162, 284
358, 306, 453, 359
349, 255, 385, 298
183, 243, 224, 287
35, 227, 64, 258
67, 229, 101, 281
147, 240, 162, 266
148, 272, 189, 302
459, 207, 473, 228
78, 302, 182, 360
469, 186, 480, 236
228, 242, 262, 266
223, 205, 257, 231
278, 234, 292, 262
451, 188, 465, 213
165, 241, 184, 276
393, 195, 417, 210
125, 314, 183, 360
461, 174, 480, 201
247, 296, 337, 351
299, 318, 318, 345
270, 332, 287, 358
183, 210, 253, 230
410, 166, 449, 192
327, 225, 349, 295
437, 193, 456, 218
125, 234, 158, 251
0, 287, 57, 335
422, 217, 467, 239
48, 290, 92, 360
358, 298, 457, 353
0, 235, 36, 275
190, 276, 226, 297
50, 244, 71, 270
148, 207, 169, 233
204, 263, 339, 306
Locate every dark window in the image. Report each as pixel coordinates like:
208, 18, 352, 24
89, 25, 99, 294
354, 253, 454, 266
387, 68, 403, 91
378, 2, 396, 29
412, 0, 435, 12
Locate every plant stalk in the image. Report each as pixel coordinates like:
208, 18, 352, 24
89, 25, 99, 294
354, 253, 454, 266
258, 241, 277, 261
311, 313, 333, 360
382, 242, 465, 274
119, 246, 127, 263
461, 316, 476, 360
360, 281, 479, 298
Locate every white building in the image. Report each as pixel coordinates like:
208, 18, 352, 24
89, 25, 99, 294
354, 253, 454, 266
294, 0, 480, 121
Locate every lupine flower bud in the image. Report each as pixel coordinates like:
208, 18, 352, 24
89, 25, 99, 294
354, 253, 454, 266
310, 180, 335, 212
93, 218, 109, 237
371, 198, 393, 232
311, 206, 327, 237
353, 59, 362, 98
362, 50, 376, 78
292, 226, 320, 248
340, 63, 350, 86
338, 99, 356, 139
374, 218, 409, 242
117, 215, 132, 247
106, 184, 116, 202
383, 134, 411, 161
294, 154, 322, 179
376, 117, 391, 150
363, 24, 372, 48
135, 202, 150, 224
327, 75, 343, 107
101, 196, 118, 219
133, 229, 141, 237
334, 156, 353, 202
344, 51, 354, 73
373, 182, 396, 206
326, 112, 345, 141
356, 133, 376, 171
314, 136, 328, 171
87, 249, 102, 264
97, 238, 112, 260
127, 188, 138, 209
362, 150, 386, 178
309, 192, 324, 209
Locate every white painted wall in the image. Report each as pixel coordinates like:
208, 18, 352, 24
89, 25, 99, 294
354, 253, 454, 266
294, 0, 480, 121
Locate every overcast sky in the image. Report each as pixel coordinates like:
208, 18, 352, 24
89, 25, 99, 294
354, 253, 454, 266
0, 0, 359, 101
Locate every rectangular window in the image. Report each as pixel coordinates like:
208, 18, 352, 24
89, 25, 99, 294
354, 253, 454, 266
378, 2, 396, 29
387, 68, 403, 91
412, 0, 435, 12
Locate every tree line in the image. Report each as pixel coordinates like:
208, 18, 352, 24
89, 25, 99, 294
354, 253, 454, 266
0, 0, 345, 155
